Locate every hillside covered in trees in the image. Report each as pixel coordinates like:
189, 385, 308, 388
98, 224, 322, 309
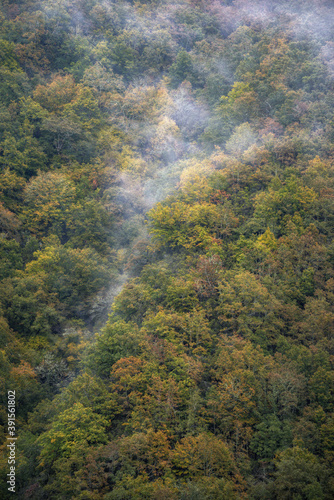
0, 0, 334, 498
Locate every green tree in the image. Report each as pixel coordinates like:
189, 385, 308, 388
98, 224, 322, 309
38, 402, 108, 472
273, 446, 331, 500
23, 171, 76, 241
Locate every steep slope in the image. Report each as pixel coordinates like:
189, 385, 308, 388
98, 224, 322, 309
0, 1, 333, 498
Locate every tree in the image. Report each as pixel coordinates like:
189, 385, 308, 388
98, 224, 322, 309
24, 243, 111, 315
0, 131, 47, 178
252, 176, 317, 236
0, 237, 22, 279
273, 446, 332, 500
170, 51, 195, 87
23, 171, 76, 241
148, 201, 226, 252
216, 271, 283, 349
250, 415, 292, 460
38, 402, 108, 474
33, 75, 79, 113
86, 320, 146, 378
171, 433, 244, 497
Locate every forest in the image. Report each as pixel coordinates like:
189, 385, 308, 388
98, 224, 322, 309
0, 0, 334, 498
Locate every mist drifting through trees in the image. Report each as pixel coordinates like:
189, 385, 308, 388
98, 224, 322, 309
0, 0, 334, 498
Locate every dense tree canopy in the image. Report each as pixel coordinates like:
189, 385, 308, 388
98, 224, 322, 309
0, 0, 334, 498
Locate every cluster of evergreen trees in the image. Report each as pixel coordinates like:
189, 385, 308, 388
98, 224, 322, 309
0, 0, 334, 498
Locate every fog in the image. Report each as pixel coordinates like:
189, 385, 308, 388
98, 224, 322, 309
32, 0, 334, 321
